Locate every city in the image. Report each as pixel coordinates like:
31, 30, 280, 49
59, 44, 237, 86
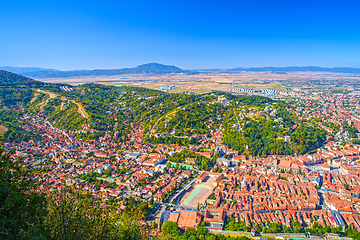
2, 74, 360, 238
2, 0, 360, 239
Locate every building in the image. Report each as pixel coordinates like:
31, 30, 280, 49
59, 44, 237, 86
94, 152, 114, 158
168, 210, 199, 230
196, 172, 208, 183
321, 162, 331, 171
213, 174, 224, 186
276, 160, 301, 175
186, 158, 196, 165
204, 209, 225, 230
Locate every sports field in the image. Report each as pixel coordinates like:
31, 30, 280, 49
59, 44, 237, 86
181, 184, 212, 207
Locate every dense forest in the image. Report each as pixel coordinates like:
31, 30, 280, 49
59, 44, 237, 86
0, 70, 43, 87
222, 101, 327, 156
155, 101, 224, 136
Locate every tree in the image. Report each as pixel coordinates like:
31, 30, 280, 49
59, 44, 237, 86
188, 235, 197, 240
0, 142, 47, 239
196, 227, 209, 237
331, 226, 342, 234
46, 188, 152, 240
161, 221, 179, 237
116, 208, 152, 240
292, 221, 303, 233
183, 228, 197, 238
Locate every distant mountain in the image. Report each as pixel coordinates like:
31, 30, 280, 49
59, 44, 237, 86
23, 63, 189, 79
7, 64, 360, 79
0, 66, 58, 74
226, 66, 360, 73
132, 63, 184, 73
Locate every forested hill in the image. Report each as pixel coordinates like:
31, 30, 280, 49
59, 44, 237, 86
0, 70, 327, 156
0, 70, 76, 142
0, 70, 42, 87
23, 63, 190, 79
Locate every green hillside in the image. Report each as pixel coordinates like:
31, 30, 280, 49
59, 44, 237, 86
0, 70, 327, 155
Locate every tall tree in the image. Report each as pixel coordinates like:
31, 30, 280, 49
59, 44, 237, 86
0, 141, 47, 239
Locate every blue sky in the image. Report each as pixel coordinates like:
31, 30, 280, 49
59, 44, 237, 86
1, 0, 360, 70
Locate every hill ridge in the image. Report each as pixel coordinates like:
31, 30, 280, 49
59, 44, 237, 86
23, 63, 187, 79
0, 70, 39, 86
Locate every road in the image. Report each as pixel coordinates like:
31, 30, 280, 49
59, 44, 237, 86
37, 89, 58, 99
75, 102, 89, 118
35, 89, 58, 109
37, 89, 89, 119
233, 108, 241, 133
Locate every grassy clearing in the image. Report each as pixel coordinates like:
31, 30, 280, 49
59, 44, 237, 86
0, 125, 8, 134
29, 92, 40, 104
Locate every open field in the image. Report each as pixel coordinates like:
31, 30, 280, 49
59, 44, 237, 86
183, 184, 211, 205
0, 125, 8, 134
180, 184, 213, 207
29, 92, 40, 104
180, 176, 216, 207
36, 71, 360, 93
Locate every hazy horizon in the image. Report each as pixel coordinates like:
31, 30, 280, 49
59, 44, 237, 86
4, 63, 360, 72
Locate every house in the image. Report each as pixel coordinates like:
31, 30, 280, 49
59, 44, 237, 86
154, 192, 164, 202
321, 162, 331, 171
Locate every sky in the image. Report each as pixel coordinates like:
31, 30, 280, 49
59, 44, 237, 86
1, 0, 360, 70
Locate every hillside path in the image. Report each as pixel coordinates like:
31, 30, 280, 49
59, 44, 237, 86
36, 89, 89, 118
